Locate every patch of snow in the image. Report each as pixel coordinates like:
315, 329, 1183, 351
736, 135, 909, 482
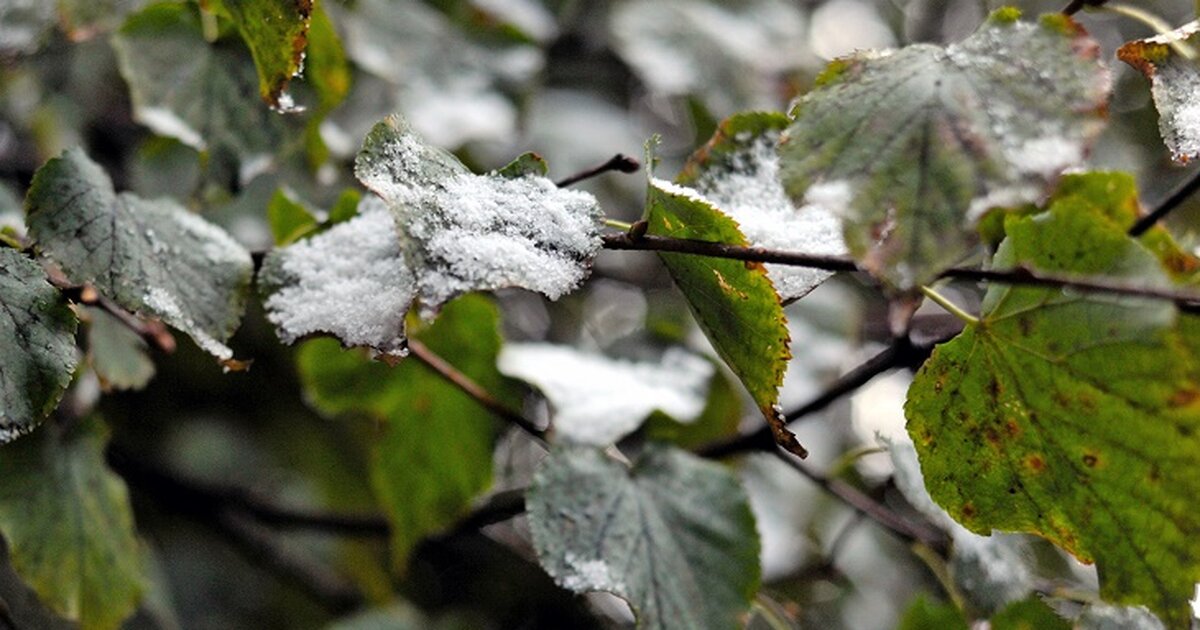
561, 552, 626, 593
498, 344, 714, 445
262, 198, 414, 356
137, 106, 204, 150
143, 286, 233, 360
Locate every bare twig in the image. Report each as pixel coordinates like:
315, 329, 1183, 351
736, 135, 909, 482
55, 283, 176, 353
1062, 0, 1109, 15
1129, 166, 1200, 236
602, 233, 1200, 306
774, 451, 947, 552
408, 339, 548, 444
555, 154, 641, 188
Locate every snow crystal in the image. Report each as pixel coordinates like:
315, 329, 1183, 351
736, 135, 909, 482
692, 134, 847, 301
497, 344, 713, 445
561, 552, 626, 592
261, 198, 415, 355
143, 286, 233, 360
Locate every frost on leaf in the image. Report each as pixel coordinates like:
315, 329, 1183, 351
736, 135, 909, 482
0, 248, 78, 443
260, 196, 415, 356
26, 148, 252, 361
528, 445, 760, 630
679, 112, 846, 302
778, 10, 1109, 289
355, 115, 603, 317
1118, 22, 1200, 164
497, 343, 714, 446
904, 184, 1200, 627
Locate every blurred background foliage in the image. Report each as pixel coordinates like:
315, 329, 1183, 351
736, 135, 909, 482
1, 0, 1198, 628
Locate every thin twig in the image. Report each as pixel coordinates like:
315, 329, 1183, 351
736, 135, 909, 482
1129, 166, 1200, 236
56, 283, 176, 353
408, 339, 548, 443
773, 450, 947, 552
555, 154, 641, 188
1061, 0, 1109, 15
602, 233, 1200, 306
697, 336, 938, 459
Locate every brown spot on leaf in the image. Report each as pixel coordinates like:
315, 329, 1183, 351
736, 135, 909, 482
959, 503, 976, 520
1082, 452, 1098, 468
1024, 454, 1046, 473
1006, 418, 1021, 437
986, 377, 1002, 400
1169, 387, 1200, 408
1018, 315, 1034, 336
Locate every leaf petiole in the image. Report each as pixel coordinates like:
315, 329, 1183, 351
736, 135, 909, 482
919, 286, 980, 326
603, 218, 636, 231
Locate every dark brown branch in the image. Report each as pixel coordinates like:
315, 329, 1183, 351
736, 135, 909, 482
555, 154, 641, 188
408, 339, 548, 443
56, 283, 176, 353
1129, 166, 1200, 236
1061, 0, 1109, 15
773, 451, 947, 552
602, 233, 1200, 306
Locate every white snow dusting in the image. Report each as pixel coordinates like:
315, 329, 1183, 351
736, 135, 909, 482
693, 134, 847, 301
143, 286, 234, 360
262, 198, 414, 356
561, 552, 626, 593
498, 344, 714, 445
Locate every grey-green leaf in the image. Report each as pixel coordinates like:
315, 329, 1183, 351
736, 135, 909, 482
778, 10, 1109, 289
528, 445, 760, 630
0, 416, 144, 630
111, 3, 284, 167
26, 147, 252, 360
0, 247, 78, 442
85, 306, 155, 392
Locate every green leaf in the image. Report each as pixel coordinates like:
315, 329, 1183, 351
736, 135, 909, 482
298, 295, 516, 568
495, 151, 549, 179
778, 10, 1109, 289
643, 177, 796, 454
677, 111, 845, 302
111, 3, 285, 164
897, 595, 967, 630
267, 187, 319, 246
527, 445, 760, 630
0, 417, 144, 629
354, 115, 603, 317
260, 196, 414, 355
905, 193, 1200, 626
205, 0, 312, 109
0, 248, 78, 442
1118, 22, 1200, 164
643, 366, 742, 449
26, 147, 253, 361
85, 307, 155, 392
304, 4, 351, 114
990, 596, 1069, 630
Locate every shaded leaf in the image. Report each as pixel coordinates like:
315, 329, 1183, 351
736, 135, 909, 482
355, 115, 603, 317
779, 10, 1109, 289
0, 417, 144, 629
678, 112, 845, 302
206, 0, 313, 109
85, 306, 155, 392
26, 148, 252, 360
260, 195, 413, 356
267, 187, 319, 246
643, 366, 742, 449
897, 595, 967, 630
990, 596, 1069, 630
643, 176, 795, 454
905, 189, 1200, 626
0, 247, 78, 442
497, 343, 714, 446
111, 3, 284, 168
298, 295, 516, 567
1076, 603, 1166, 630
1118, 22, 1200, 164
527, 445, 760, 630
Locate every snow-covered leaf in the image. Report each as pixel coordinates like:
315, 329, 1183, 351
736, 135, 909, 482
0, 248, 78, 443
679, 112, 846, 302
497, 343, 714, 446
609, 0, 808, 116
779, 9, 1109, 289
1076, 603, 1166, 630
85, 307, 155, 392
528, 445, 760, 630
1118, 22, 1200, 163
0, 416, 144, 630
325, 0, 542, 150
26, 148, 252, 361
260, 196, 414, 356
355, 114, 603, 317
112, 3, 284, 170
